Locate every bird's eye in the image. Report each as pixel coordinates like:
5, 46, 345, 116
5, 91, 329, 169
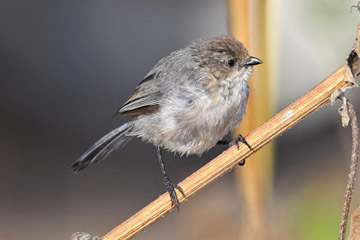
227, 59, 235, 67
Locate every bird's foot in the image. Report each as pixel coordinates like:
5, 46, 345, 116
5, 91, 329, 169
163, 175, 185, 211
217, 134, 251, 166
229, 134, 253, 151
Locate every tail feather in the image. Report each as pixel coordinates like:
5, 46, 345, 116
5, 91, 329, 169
71, 122, 132, 172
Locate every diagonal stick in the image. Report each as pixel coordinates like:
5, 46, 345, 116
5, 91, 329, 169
102, 65, 351, 240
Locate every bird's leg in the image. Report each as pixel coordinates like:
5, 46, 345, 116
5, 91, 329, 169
217, 134, 252, 166
156, 146, 185, 211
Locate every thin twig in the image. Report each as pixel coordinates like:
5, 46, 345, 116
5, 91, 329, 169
338, 101, 359, 240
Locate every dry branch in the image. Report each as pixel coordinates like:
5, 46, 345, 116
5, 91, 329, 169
338, 101, 360, 240
101, 65, 352, 240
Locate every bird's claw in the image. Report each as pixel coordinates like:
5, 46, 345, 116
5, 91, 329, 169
230, 134, 253, 151
164, 175, 185, 211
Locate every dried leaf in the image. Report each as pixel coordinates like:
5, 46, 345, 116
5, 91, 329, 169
70, 232, 101, 240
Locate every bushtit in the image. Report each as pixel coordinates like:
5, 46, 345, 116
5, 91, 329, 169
72, 35, 262, 209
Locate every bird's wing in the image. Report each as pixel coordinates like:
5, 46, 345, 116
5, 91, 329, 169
115, 72, 164, 117
115, 48, 194, 117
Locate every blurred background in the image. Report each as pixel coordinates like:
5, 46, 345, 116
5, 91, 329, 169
1, 0, 360, 239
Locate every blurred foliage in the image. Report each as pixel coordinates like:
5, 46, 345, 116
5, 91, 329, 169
292, 197, 340, 240
283, 172, 349, 240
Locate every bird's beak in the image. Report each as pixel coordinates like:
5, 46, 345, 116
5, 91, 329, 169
244, 56, 263, 66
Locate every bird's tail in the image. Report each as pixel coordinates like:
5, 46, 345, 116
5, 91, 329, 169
71, 122, 132, 172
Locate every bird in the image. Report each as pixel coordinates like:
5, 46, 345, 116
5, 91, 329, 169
71, 35, 262, 209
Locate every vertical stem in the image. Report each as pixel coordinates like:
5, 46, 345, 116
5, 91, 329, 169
228, 0, 278, 238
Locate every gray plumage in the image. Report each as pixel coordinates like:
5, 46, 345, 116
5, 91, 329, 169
72, 35, 261, 174
72, 123, 131, 172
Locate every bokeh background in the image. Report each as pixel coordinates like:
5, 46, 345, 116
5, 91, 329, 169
1, 0, 360, 239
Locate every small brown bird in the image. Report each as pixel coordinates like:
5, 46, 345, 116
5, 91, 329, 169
71, 35, 262, 209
